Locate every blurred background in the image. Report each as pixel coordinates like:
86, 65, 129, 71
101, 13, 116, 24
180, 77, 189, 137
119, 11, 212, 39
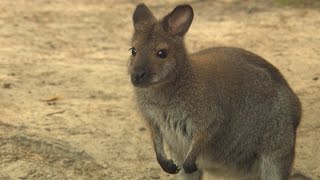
0, 0, 319, 179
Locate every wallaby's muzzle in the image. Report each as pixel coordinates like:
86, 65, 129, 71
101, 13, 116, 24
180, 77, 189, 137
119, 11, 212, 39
131, 67, 150, 87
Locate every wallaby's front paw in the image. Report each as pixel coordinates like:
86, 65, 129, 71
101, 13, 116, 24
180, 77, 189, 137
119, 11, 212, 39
182, 161, 198, 174
158, 159, 180, 174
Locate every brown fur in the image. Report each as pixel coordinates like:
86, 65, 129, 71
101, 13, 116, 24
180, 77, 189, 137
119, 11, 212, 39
128, 3, 309, 180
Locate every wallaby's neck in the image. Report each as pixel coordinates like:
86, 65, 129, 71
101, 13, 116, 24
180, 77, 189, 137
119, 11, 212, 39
173, 51, 194, 87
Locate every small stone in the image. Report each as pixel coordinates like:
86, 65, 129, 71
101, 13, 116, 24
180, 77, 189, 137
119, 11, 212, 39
28, 169, 36, 175
62, 158, 74, 165
138, 127, 146, 131
3, 83, 12, 89
150, 175, 160, 179
312, 76, 319, 81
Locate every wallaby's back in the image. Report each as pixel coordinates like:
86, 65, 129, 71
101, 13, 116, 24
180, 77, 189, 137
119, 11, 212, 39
190, 47, 301, 130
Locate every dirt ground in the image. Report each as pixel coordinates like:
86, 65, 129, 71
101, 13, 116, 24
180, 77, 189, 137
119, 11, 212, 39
0, 0, 319, 179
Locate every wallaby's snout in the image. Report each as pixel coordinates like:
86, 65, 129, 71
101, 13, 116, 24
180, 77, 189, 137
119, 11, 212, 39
131, 67, 149, 87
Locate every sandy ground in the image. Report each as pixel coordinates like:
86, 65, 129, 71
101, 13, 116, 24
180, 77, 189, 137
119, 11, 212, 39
0, 0, 319, 179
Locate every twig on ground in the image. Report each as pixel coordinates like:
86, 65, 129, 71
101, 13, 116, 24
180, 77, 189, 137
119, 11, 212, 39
46, 110, 66, 116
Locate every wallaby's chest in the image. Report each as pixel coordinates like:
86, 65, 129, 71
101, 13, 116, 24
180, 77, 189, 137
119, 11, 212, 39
142, 103, 193, 153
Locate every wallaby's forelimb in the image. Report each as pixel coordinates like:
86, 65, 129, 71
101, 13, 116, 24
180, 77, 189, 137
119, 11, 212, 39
182, 131, 209, 173
149, 122, 180, 174
183, 121, 221, 174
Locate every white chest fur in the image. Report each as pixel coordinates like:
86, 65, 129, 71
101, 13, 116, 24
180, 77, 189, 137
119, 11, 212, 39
146, 106, 193, 160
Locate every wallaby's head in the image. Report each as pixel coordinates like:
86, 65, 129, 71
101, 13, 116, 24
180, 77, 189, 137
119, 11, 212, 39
128, 4, 193, 88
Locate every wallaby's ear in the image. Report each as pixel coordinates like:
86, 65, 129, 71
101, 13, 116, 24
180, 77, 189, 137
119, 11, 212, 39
163, 5, 193, 36
133, 3, 156, 30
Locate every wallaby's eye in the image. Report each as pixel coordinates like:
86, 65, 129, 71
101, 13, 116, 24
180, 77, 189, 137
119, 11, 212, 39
129, 47, 137, 57
157, 49, 168, 59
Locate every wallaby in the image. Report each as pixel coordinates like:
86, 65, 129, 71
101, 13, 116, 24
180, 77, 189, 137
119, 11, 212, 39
128, 3, 309, 180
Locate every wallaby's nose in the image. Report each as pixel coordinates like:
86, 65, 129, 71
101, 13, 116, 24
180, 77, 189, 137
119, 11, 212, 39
132, 68, 148, 86
135, 70, 146, 81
